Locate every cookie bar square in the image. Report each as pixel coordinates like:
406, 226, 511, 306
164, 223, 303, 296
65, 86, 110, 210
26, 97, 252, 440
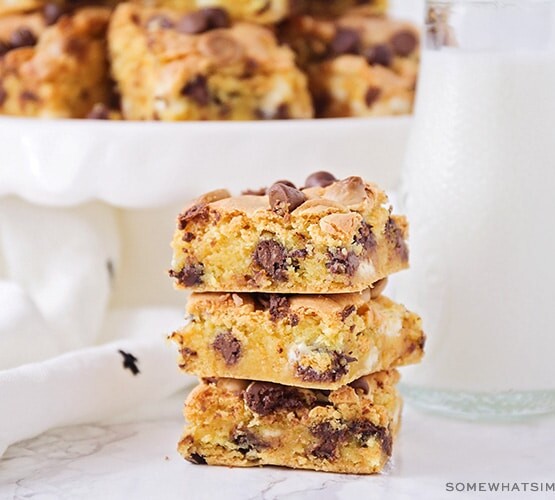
280, 7, 419, 117
179, 370, 401, 474
171, 288, 424, 389
308, 55, 415, 118
0, 7, 111, 118
281, 7, 419, 71
170, 174, 409, 293
108, 3, 313, 120
134, 0, 298, 25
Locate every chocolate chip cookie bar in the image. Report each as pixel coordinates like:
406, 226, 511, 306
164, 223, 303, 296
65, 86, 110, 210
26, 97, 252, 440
280, 7, 419, 117
171, 287, 424, 389
0, 7, 110, 118
179, 370, 401, 474
108, 3, 313, 120
170, 173, 409, 293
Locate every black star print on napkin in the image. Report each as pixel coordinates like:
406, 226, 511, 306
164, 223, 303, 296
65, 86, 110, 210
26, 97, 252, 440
118, 350, 140, 375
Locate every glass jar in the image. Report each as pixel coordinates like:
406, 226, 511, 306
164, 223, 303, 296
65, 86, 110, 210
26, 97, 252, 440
396, 0, 555, 418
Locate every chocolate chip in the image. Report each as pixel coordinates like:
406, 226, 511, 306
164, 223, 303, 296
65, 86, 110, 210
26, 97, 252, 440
10, 28, 37, 49
354, 221, 376, 253
340, 305, 356, 321
244, 381, 306, 416
381, 431, 393, 456
146, 14, 175, 29
365, 86, 381, 107
390, 30, 418, 57
187, 452, 207, 464
296, 351, 357, 383
326, 248, 359, 276
0, 41, 11, 57
252, 293, 271, 310
268, 183, 306, 216
275, 103, 290, 119
177, 10, 209, 34
274, 179, 296, 188
313, 93, 330, 118
203, 7, 230, 29
231, 429, 269, 454
181, 75, 210, 106
118, 350, 140, 375
177, 203, 209, 230
290, 248, 308, 263
86, 103, 110, 120
349, 377, 370, 394
330, 27, 360, 56
212, 331, 241, 365
310, 422, 347, 460
43, 3, 65, 26
268, 295, 290, 321
20, 91, 38, 103
348, 420, 392, 455
169, 263, 204, 286
181, 347, 198, 357
242, 187, 266, 196
177, 7, 229, 34
365, 44, 393, 67
348, 419, 381, 441
370, 277, 388, 298
0, 86, 6, 106
253, 240, 289, 281
304, 171, 336, 189
385, 217, 408, 261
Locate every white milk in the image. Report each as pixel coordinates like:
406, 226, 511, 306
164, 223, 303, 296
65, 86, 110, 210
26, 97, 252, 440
397, 49, 555, 392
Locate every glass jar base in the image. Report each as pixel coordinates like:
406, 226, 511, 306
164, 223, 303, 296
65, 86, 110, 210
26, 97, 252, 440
400, 383, 555, 421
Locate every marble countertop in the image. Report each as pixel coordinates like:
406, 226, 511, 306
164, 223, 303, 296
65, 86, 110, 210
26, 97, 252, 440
1, 391, 554, 500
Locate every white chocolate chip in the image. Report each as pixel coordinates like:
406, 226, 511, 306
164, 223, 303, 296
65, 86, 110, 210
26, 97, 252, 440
217, 378, 248, 394
231, 294, 244, 307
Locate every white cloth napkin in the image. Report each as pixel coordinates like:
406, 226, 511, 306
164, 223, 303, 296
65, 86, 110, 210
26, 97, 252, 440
0, 199, 191, 458
0, 307, 190, 458
0, 197, 119, 366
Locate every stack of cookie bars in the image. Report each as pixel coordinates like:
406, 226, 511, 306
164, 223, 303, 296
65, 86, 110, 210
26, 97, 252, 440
169, 172, 425, 474
0, 0, 419, 119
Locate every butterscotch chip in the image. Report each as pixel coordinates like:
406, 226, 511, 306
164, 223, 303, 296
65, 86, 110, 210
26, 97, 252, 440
170, 174, 408, 293
108, 3, 313, 121
178, 370, 401, 474
0, 7, 111, 118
